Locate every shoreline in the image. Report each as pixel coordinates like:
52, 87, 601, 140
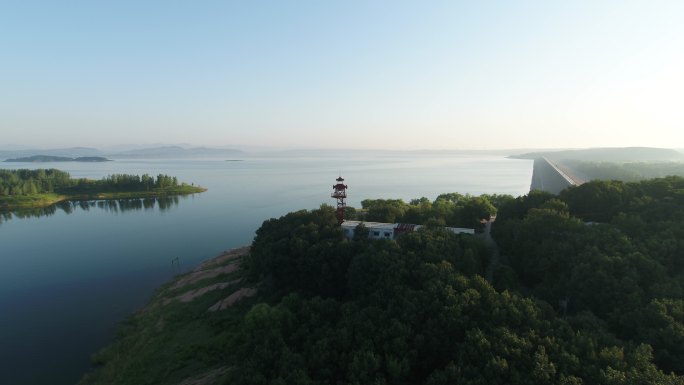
79, 245, 255, 384
0, 187, 207, 211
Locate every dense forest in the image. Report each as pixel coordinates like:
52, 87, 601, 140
561, 160, 684, 182
349, 193, 506, 229
0, 169, 182, 196
81, 176, 684, 385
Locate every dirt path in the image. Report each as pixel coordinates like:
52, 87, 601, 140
170, 246, 249, 290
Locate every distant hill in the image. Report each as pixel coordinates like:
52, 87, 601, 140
0, 147, 104, 160
509, 147, 684, 162
0, 146, 248, 161
4, 155, 112, 163
110, 146, 246, 159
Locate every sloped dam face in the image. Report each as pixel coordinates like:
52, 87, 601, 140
530, 157, 576, 194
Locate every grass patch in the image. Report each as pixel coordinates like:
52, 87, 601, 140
79, 255, 257, 385
0, 193, 66, 209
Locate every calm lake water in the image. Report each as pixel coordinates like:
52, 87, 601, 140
0, 153, 533, 385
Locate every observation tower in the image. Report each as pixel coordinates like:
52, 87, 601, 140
331, 176, 348, 225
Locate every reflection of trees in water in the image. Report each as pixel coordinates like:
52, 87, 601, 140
143, 198, 156, 210
1, 205, 58, 224
0, 196, 184, 225
78, 200, 91, 211
157, 196, 180, 211
56, 200, 73, 214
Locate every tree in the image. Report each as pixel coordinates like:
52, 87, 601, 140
353, 223, 369, 241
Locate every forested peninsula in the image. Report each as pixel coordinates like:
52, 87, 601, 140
0, 169, 205, 210
80, 176, 684, 385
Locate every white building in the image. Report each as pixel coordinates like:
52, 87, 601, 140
341, 220, 474, 240
341, 221, 397, 240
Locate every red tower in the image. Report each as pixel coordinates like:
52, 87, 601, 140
331, 175, 347, 225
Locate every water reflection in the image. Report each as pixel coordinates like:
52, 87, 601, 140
0, 196, 182, 224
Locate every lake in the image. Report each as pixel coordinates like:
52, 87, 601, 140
0, 153, 533, 385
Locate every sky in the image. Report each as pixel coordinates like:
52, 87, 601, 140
1, 0, 683, 150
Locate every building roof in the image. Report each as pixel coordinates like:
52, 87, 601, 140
341, 220, 396, 230
394, 223, 418, 233
341, 220, 475, 234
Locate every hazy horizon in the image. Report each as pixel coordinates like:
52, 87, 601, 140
3, 143, 683, 155
2, 1, 683, 149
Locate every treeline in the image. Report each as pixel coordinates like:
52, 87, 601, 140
0, 169, 71, 195
492, 176, 684, 375
65, 173, 181, 193
238, 177, 684, 383
350, 193, 508, 228
564, 160, 684, 182
231, 194, 684, 384
0, 168, 183, 196
248, 206, 491, 298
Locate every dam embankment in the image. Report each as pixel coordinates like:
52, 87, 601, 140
530, 157, 577, 194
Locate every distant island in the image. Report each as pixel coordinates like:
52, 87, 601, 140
111, 146, 246, 159
4, 155, 112, 163
0, 169, 206, 210
0, 145, 247, 160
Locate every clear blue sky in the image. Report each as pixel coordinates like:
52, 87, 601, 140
1, 1, 683, 150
